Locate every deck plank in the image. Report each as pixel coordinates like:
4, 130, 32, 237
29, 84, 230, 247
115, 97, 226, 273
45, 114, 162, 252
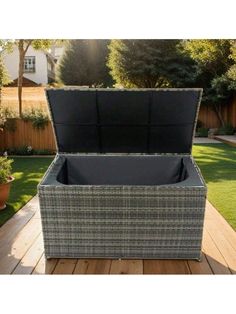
187, 253, 213, 274
0, 196, 39, 258
53, 259, 77, 274
74, 259, 111, 274
206, 201, 236, 253
202, 231, 231, 274
109, 259, 143, 274
143, 260, 190, 274
205, 228, 236, 274
33, 255, 58, 275
0, 217, 41, 274
12, 234, 44, 274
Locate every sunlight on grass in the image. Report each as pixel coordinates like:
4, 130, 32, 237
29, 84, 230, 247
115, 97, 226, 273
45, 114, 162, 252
193, 143, 236, 230
0, 157, 53, 226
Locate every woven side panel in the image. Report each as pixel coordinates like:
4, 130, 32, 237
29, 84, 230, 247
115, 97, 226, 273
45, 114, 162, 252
39, 185, 206, 260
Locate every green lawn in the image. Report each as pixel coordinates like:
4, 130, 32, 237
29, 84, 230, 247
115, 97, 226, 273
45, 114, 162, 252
0, 157, 53, 227
0, 144, 236, 230
193, 143, 236, 230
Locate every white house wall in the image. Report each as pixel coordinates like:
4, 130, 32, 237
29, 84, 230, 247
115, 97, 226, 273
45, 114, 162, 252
4, 46, 48, 84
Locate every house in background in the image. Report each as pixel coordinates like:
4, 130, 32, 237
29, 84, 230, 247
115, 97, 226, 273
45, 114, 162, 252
3, 44, 64, 86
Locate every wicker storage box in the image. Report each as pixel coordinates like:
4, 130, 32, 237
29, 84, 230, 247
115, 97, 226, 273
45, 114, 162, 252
38, 88, 206, 260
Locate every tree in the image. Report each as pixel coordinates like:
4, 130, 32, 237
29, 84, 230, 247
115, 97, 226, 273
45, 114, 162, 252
15, 40, 52, 117
182, 40, 236, 126
0, 41, 12, 108
57, 40, 113, 87
107, 40, 196, 88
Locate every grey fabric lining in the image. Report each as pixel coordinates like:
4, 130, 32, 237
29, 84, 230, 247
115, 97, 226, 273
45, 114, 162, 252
40, 155, 204, 187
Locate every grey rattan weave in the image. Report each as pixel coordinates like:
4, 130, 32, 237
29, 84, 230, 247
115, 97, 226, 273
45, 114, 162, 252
38, 88, 207, 260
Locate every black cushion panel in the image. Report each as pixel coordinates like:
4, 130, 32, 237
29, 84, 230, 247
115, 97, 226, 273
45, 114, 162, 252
151, 90, 199, 125
101, 126, 147, 153
55, 125, 99, 152
98, 90, 150, 125
47, 90, 97, 124
150, 126, 193, 153
46, 89, 202, 154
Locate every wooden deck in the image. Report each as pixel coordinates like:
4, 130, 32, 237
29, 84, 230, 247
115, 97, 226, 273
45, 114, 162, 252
0, 196, 235, 275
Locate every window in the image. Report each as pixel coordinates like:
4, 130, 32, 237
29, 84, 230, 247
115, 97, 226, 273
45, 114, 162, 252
24, 56, 36, 73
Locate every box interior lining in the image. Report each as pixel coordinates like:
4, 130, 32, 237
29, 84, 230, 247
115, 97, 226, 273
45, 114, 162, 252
56, 155, 188, 186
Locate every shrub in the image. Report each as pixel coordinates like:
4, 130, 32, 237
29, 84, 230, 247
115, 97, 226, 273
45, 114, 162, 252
0, 157, 13, 184
7, 146, 34, 155
196, 119, 203, 129
22, 109, 49, 130
5, 147, 54, 156
0, 107, 18, 132
33, 149, 55, 155
217, 123, 235, 135
196, 127, 209, 137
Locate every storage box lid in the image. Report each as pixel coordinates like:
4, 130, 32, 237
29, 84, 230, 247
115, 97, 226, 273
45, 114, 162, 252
46, 88, 202, 154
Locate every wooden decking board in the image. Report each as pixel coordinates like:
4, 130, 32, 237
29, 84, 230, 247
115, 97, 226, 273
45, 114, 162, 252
12, 234, 44, 274
187, 253, 213, 275
143, 259, 190, 274
206, 201, 236, 252
206, 229, 236, 274
53, 259, 77, 274
0, 217, 41, 274
0, 198, 235, 274
32, 254, 58, 275
110, 259, 143, 274
202, 231, 231, 274
0, 196, 38, 250
74, 259, 112, 274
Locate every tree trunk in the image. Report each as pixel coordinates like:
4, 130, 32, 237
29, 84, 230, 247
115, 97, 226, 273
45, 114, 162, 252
0, 86, 2, 108
213, 103, 225, 127
18, 40, 25, 117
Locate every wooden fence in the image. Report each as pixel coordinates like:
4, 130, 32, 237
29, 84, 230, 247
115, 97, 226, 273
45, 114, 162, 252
198, 98, 236, 128
0, 119, 56, 151
0, 100, 236, 151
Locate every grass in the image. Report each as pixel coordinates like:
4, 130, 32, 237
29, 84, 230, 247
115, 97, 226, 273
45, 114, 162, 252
193, 143, 236, 230
0, 144, 235, 231
0, 157, 53, 227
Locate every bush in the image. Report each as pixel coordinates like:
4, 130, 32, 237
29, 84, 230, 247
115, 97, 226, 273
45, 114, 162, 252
217, 123, 235, 135
0, 157, 13, 184
196, 119, 203, 129
7, 146, 34, 155
0, 108, 17, 132
22, 109, 49, 130
196, 127, 209, 137
5, 146, 55, 156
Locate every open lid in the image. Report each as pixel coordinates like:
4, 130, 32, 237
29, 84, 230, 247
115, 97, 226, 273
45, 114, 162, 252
46, 88, 202, 154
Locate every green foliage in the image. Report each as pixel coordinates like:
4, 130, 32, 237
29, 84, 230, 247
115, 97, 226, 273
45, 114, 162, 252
107, 40, 196, 88
196, 127, 209, 137
217, 123, 235, 135
0, 157, 13, 184
22, 109, 49, 129
0, 55, 11, 87
0, 108, 17, 132
182, 40, 236, 125
196, 119, 203, 129
31, 40, 52, 50
57, 40, 113, 87
6, 146, 54, 155
7, 146, 34, 155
